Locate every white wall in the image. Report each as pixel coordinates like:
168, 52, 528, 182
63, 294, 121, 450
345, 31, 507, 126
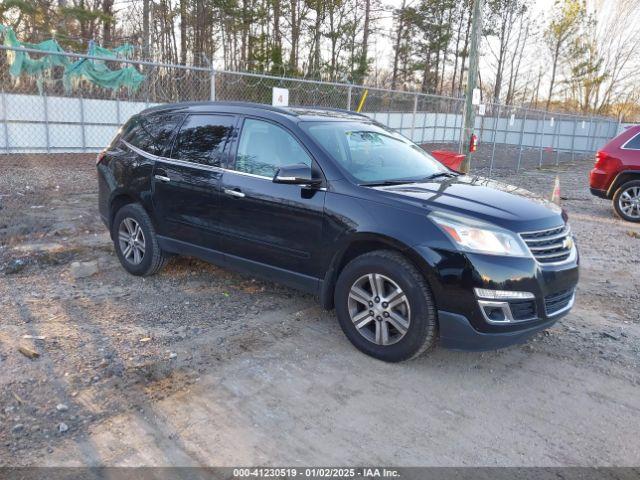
0, 93, 618, 153
0, 93, 157, 152
365, 111, 617, 153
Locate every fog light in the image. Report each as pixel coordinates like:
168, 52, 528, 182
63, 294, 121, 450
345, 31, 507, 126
474, 288, 535, 300
477, 300, 513, 323
484, 306, 507, 322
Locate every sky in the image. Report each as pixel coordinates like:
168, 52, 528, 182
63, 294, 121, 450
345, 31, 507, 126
370, 0, 558, 77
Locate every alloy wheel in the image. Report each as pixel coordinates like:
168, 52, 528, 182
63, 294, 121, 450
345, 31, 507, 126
618, 186, 640, 219
347, 273, 411, 346
118, 217, 146, 265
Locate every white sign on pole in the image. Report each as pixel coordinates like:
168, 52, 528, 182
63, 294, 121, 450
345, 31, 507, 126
472, 88, 481, 106
272, 87, 289, 107
478, 104, 486, 116
510, 113, 515, 126
582, 120, 586, 129
550, 117, 555, 127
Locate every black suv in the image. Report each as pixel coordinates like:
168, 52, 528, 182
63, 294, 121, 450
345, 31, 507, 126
97, 102, 579, 362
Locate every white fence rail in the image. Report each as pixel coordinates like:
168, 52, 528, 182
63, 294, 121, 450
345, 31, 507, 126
1, 92, 621, 155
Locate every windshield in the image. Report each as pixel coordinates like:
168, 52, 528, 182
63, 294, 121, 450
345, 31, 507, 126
301, 121, 449, 184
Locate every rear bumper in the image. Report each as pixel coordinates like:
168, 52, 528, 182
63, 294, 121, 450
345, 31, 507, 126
438, 310, 564, 351
589, 187, 608, 199
589, 167, 615, 195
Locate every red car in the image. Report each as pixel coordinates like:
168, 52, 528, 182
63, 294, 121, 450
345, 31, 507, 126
590, 124, 640, 222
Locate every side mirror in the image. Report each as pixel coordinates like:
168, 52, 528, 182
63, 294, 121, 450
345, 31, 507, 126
273, 163, 322, 186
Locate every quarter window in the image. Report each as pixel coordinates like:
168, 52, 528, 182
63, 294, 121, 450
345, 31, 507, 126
172, 114, 235, 166
234, 119, 312, 177
624, 132, 640, 150
123, 113, 182, 156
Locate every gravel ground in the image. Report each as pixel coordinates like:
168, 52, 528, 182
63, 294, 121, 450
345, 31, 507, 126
1, 150, 639, 467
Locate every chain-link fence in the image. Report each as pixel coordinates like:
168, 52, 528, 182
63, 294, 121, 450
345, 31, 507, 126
0, 44, 621, 180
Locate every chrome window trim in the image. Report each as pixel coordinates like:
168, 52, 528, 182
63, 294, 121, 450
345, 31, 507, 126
620, 131, 640, 151
122, 139, 224, 174
224, 169, 272, 180
122, 139, 299, 183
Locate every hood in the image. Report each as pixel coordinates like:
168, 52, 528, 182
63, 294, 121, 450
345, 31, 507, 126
373, 175, 564, 232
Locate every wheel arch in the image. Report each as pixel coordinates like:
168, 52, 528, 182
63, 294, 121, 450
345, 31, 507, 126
319, 232, 439, 310
108, 190, 147, 237
607, 170, 640, 198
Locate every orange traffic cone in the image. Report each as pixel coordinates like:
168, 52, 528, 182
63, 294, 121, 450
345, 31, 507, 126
551, 175, 561, 205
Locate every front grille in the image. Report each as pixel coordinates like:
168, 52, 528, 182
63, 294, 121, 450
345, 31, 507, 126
544, 289, 575, 316
509, 299, 537, 321
520, 225, 573, 264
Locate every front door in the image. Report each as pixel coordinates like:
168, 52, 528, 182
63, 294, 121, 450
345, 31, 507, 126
152, 113, 237, 249
218, 118, 326, 281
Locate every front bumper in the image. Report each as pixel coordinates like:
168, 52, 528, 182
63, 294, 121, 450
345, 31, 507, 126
438, 311, 563, 351
413, 243, 579, 351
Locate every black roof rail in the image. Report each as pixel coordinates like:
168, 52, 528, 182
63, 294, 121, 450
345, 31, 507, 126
287, 106, 371, 119
139, 100, 298, 117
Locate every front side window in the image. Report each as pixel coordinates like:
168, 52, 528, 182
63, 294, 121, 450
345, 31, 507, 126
172, 114, 235, 166
234, 119, 312, 177
301, 121, 447, 184
123, 113, 182, 156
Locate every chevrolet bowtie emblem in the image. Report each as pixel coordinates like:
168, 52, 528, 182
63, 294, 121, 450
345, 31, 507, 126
563, 236, 573, 250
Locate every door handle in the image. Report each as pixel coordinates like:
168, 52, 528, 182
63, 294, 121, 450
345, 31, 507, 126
154, 174, 171, 182
224, 188, 246, 198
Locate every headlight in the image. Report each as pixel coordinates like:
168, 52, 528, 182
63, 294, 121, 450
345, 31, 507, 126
429, 211, 531, 257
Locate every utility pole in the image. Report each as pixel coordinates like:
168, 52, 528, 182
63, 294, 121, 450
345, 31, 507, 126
459, 0, 482, 174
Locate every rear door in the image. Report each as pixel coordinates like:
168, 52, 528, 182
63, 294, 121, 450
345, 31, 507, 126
217, 117, 326, 283
152, 113, 237, 249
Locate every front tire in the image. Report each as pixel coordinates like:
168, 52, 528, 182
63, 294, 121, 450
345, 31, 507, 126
112, 203, 168, 276
613, 180, 640, 223
334, 250, 437, 362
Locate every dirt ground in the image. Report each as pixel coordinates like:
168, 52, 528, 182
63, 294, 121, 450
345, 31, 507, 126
1, 149, 639, 467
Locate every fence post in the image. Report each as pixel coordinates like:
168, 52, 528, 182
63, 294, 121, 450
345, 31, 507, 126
1, 89, 9, 153
553, 116, 560, 166
434, 105, 440, 144
347, 86, 352, 110
79, 96, 86, 152
43, 92, 50, 154
458, 99, 466, 153
489, 103, 501, 178
570, 116, 578, 161
587, 115, 598, 153
210, 68, 217, 101
410, 93, 418, 142
539, 111, 547, 168
422, 97, 429, 144
516, 108, 528, 172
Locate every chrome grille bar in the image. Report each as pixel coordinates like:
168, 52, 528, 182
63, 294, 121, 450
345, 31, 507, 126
520, 224, 573, 264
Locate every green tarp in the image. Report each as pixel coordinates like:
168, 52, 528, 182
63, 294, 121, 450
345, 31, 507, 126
0, 25, 145, 92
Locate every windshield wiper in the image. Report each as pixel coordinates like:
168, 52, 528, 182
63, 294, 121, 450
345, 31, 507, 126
421, 172, 458, 181
360, 180, 416, 187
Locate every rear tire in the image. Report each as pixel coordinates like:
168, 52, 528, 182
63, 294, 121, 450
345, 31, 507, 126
112, 203, 168, 276
334, 250, 437, 362
613, 180, 640, 223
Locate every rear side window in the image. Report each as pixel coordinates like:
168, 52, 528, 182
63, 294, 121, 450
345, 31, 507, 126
171, 114, 235, 166
123, 113, 182, 156
623, 132, 640, 150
